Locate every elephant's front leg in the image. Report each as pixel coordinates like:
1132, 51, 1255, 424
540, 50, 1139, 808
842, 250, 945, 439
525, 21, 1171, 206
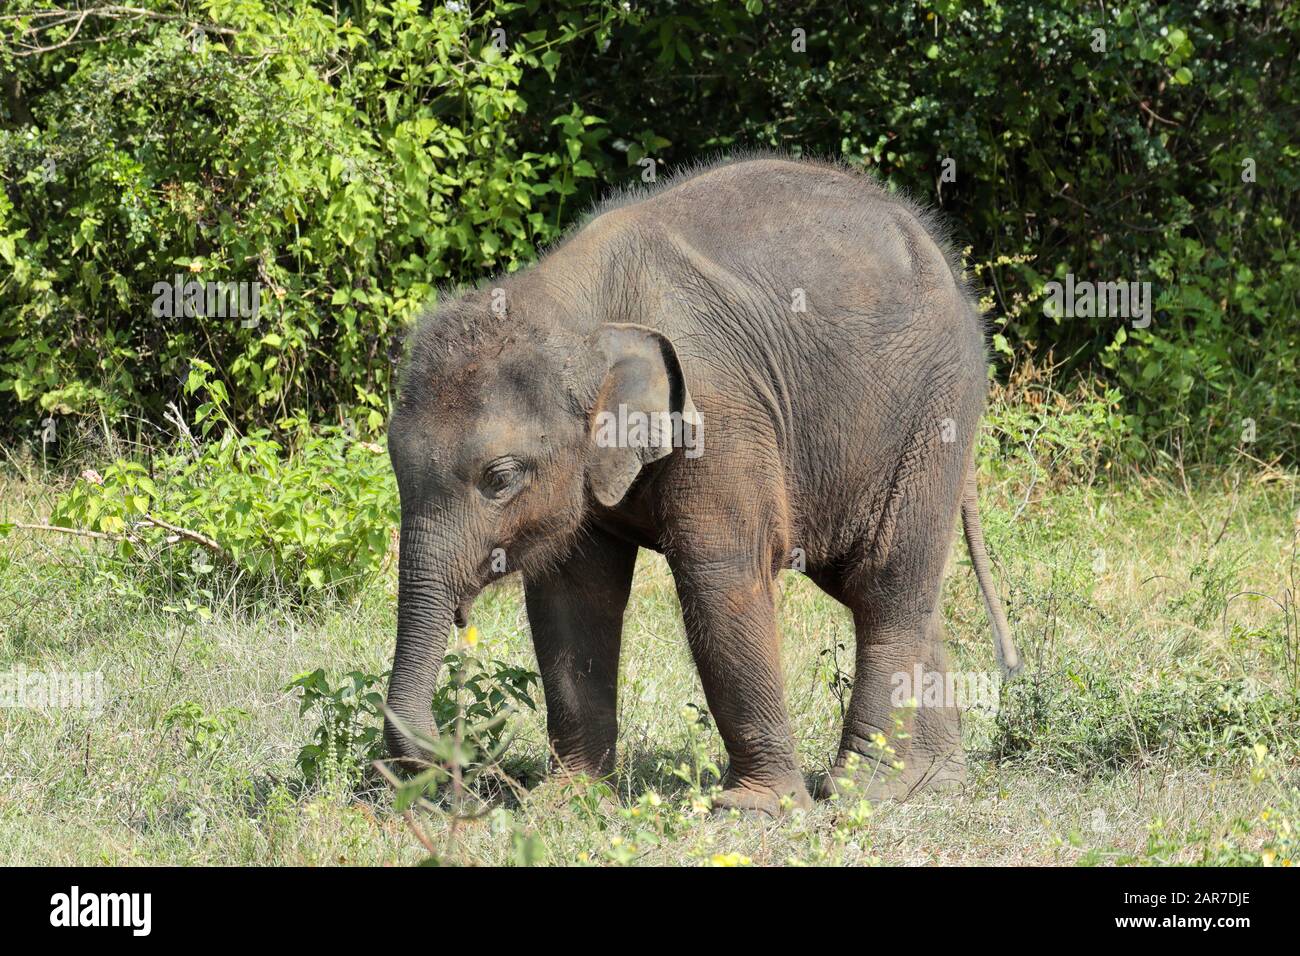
670, 556, 812, 816
522, 526, 637, 780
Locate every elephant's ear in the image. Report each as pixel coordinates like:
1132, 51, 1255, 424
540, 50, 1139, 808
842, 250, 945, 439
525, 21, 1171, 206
585, 323, 699, 507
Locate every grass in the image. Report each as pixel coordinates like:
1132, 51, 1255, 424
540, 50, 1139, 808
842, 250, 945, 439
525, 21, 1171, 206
3, 400, 1300, 866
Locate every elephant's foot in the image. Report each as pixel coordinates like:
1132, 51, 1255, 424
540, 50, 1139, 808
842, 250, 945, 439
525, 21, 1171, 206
711, 772, 813, 818
813, 747, 967, 803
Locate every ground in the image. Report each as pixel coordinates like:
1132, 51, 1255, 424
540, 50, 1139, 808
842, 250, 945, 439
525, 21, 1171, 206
2, 444, 1298, 866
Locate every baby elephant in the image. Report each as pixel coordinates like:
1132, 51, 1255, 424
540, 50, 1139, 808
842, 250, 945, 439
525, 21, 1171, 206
385, 155, 1020, 815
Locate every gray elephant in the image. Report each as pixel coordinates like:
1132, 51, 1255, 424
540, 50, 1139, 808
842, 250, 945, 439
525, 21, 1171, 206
384, 154, 1020, 815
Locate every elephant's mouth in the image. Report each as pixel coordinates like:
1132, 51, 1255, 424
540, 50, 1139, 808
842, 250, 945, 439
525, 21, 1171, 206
453, 584, 484, 628
454, 548, 510, 627
453, 597, 473, 629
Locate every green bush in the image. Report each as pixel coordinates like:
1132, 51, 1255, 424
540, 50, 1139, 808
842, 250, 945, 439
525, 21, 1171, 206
32, 361, 398, 596
2, 1, 1296, 467
288, 648, 539, 795
286, 669, 386, 788
981, 362, 1133, 486
0, 0, 627, 433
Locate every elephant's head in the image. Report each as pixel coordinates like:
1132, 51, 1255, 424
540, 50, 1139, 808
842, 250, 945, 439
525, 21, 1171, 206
383, 292, 696, 763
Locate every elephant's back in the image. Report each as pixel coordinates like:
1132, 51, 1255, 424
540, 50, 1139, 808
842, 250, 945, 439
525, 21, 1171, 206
626, 157, 986, 416
629, 157, 975, 344
613, 158, 989, 558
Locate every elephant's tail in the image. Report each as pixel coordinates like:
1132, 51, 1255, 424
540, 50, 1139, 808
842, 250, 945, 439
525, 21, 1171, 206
961, 473, 1022, 679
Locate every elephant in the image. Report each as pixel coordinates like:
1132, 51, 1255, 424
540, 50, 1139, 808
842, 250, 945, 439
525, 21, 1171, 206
384, 154, 1021, 815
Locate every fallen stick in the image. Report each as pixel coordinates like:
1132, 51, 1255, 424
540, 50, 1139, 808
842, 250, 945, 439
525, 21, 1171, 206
10, 521, 121, 542
9, 517, 229, 560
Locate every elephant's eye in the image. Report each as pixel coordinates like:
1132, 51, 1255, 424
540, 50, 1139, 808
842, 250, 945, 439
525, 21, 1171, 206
480, 457, 525, 500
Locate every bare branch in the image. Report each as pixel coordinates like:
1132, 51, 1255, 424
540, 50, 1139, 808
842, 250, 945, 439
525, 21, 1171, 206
10, 521, 123, 542
139, 514, 228, 559
11, 516, 229, 560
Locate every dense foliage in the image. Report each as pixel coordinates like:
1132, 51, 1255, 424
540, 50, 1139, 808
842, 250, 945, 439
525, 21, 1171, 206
37, 361, 397, 593
1, 0, 1296, 464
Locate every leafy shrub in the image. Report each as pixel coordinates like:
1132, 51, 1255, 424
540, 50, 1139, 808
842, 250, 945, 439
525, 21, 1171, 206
162, 701, 249, 766
982, 357, 1134, 485
38, 361, 397, 596
0, 0, 629, 433
289, 640, 539, 794
287, 669, 385, 787
3, 1, 1296, 469
432, 648, 540, 759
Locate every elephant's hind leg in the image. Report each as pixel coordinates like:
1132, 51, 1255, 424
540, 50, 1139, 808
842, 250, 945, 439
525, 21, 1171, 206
814, 445, 969, 802
813, 604, 966, 802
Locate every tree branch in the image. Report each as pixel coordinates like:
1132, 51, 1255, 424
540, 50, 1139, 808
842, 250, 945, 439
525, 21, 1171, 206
139, 514, 228, 559
10, 516, 229, 560
10, 521, 122, 542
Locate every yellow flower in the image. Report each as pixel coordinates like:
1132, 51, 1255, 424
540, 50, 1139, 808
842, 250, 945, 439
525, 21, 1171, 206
464, 625, 479, 647
709, 852, 751, 867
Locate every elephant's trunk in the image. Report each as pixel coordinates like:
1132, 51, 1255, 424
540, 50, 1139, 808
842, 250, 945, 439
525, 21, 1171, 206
384, 514, 460, 764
